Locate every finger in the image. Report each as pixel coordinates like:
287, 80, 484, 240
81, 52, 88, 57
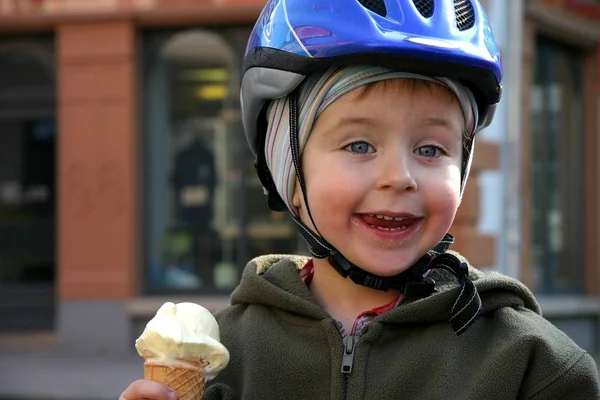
119, 379, 178, 400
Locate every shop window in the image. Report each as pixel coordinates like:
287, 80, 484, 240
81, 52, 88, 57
530, 37, 585, 294
142, 28, 298, 294
0, 38, 56, 331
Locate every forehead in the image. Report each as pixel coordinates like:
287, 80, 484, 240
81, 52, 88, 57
351, 78, 459, 104
325, 78, 463, 125
310, 78, 465, 137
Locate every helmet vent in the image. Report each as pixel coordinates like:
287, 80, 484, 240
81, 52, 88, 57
413, 0, 434, 18
358, 0, 387, 17
454, 0, 475, 31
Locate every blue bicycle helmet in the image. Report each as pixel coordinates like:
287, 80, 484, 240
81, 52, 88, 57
241, 0, 502, 157
240, 0, 502, 335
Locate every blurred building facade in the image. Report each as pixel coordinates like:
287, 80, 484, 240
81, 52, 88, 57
0, 0, 599, 363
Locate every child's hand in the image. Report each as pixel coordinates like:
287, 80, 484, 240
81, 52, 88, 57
119, 379, 178, 400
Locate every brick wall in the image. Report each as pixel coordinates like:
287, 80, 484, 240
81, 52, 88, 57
57, 21, 139, 300
453, 0, 600, 274
451, 137, 500, 268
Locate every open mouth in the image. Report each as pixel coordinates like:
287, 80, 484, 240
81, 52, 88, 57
358, 214, 423, 232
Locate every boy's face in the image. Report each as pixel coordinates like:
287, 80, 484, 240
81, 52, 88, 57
293, 79, 464, 276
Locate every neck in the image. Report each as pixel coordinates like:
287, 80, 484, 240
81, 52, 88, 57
309, 258, 402, 333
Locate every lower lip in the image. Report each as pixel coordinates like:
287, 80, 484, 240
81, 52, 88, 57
354, 215, 423, 242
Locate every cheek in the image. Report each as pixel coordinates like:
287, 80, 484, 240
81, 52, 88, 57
303, 160, 361, 225
307, 170, 353, 211
428, 170, 462, 220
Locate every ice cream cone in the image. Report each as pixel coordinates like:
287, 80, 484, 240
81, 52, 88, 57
135, 302, 230, 397
144, 359, 205, 400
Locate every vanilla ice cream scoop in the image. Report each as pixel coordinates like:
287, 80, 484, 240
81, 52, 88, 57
135, 302, 230, 380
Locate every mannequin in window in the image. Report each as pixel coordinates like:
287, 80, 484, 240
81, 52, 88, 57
171, 127, 218, 288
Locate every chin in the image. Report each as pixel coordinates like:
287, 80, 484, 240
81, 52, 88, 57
353, 257, 415, 277
366, 267, 412, 277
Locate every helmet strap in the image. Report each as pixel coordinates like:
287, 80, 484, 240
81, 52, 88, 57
287, 90, 481, 335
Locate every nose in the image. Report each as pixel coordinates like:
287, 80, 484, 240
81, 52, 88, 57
375, 149, 417, 192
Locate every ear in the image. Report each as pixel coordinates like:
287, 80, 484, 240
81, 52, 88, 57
292, 180, 302, 208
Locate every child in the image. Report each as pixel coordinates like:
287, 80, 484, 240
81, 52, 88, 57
121, 0, 600, 399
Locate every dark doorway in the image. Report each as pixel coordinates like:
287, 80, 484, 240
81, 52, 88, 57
0, 37, 56, 331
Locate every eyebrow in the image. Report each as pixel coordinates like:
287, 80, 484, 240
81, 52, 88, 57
322, 115, 463, 140
334, 116, 380, 129
316, 116, 380, 138
421, 117, 463, 138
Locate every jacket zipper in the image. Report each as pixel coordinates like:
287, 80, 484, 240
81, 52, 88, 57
342, 334, 357, 374
342, 334, 357, 399
336, 322, 357, 400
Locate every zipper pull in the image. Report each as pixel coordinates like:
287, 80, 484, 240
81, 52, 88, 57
341, 335, 357, 374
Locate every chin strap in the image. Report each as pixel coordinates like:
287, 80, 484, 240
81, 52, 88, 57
264, 90, 481, 335
313, 229, 481, 335
430, 249, 482, 335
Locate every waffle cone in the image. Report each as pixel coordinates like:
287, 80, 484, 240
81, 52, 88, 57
144, 360, 205, 400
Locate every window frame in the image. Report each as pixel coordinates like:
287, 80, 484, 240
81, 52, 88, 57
521, 3, 599, 296
139, 26, 299, 296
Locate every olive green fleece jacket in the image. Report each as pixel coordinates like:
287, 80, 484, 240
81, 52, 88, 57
203, 254, 600, 400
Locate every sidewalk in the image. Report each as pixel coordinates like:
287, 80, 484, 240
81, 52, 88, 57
0, 348, 141, 400
0, 347, 599, 400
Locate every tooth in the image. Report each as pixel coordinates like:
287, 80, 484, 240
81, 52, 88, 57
367, 223, 411, 232
371, 215, 411, 221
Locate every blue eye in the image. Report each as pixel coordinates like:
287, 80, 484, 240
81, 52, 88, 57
346, 141, 374, 154
416, 145, 443, 158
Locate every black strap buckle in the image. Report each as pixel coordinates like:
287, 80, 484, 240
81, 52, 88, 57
253, 159, 287, 212
403, 278, 436, 297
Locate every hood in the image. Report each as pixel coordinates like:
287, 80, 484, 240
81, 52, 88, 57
229, 253, 541, 327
